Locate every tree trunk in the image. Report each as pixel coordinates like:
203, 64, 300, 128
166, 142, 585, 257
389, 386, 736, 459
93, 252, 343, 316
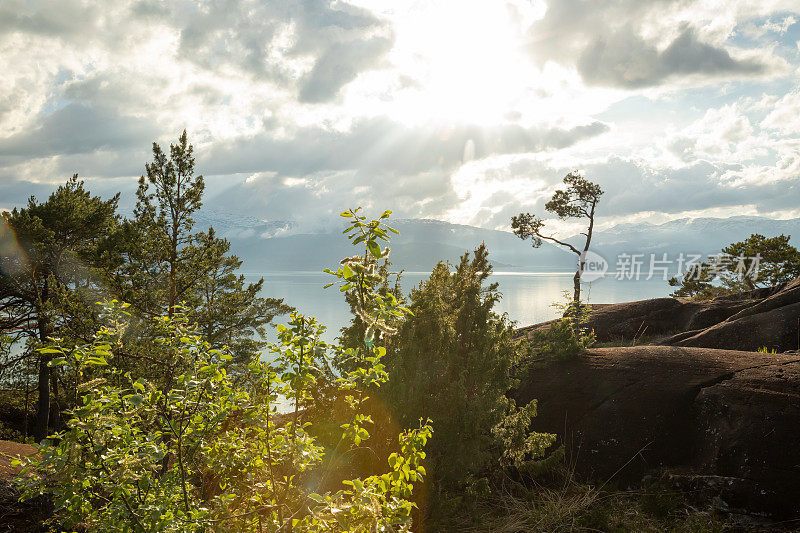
34, 354, 50, 442
572, 268, 581, 306
34, 319, 50, 442
34, 277, 51, 443
50, 369, 60, 432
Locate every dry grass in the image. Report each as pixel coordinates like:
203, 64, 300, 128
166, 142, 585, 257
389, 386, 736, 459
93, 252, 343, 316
459, 481, 724, 533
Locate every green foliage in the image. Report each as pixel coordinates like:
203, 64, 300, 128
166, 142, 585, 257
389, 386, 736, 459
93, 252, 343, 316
17, 302, 430, 532
529, 294, 595, 360
669, 233, 800, 298
530, 318, 595, 360
16, 208, 431, 532
668, 262, 730, 299
0, 175, 120, 440
511, 173, 603, 250
0, 135, 289, 441
103, 131, 290, 365
544, 172, 604, 220
380, 243, 556, 508
324, 207, 408, 349
0, 174, 119, 340
722, 233, 800, 289
758, 346, 778, 354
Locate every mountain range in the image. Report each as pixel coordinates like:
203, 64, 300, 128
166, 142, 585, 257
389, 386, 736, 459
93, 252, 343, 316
194, 211, 800, 275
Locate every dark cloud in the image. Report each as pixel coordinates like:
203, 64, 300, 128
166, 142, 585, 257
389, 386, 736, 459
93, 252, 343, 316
1, 0, 394, 104
527, 0, 770, 88
199, 117, 609, 177
201, 118, 609, 228
174, 0, 394, 102
0, 104, 159, 157
299, 35, 393, 103
0, 176, 136, 212
0, 0, 100, 39
579, 27, 765, 88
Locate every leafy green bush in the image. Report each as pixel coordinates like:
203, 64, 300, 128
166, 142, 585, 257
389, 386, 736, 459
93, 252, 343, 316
529, 318, 595, 360
528, 295, 595, 361
16, 208, 432, 532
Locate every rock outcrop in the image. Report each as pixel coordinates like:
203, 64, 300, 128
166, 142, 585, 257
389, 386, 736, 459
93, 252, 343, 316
518, 277, 800, 353
515, 346, 800, 519
662, 277, 800, 352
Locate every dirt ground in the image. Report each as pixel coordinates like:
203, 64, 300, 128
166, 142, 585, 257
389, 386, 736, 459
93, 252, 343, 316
0, 440, 36, 481
0, 440, 48, 532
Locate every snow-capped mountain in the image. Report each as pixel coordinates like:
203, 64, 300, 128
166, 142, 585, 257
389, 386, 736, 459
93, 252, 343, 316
195, 211, 800, 275
578, 216, 800, 259
193, 210, 295, 240
197, 211, 575, 273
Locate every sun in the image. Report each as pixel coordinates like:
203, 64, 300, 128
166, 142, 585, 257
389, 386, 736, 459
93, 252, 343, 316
371, 0, 547, 126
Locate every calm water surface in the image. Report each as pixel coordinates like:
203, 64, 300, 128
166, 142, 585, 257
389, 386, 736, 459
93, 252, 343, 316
246, 271, 671, 342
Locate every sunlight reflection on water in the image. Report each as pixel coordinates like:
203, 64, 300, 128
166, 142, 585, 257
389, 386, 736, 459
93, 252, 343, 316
247, 271, 671, 343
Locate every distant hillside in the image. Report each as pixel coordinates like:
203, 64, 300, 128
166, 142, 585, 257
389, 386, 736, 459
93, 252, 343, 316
194, 211, 575, 273
573, 216, 800, 270
193, 211, 800, 275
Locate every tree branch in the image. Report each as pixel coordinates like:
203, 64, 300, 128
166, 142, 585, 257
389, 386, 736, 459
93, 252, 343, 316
536, 233, 581, 256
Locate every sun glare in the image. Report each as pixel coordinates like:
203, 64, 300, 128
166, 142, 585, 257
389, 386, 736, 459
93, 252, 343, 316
380, 1, 545, 126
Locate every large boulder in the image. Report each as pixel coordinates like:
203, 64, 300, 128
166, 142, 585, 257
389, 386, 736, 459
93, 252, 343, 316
515, 346, 800, 519
518, 278, 800, 353
663, 277, 800, 352
516, 288, 773, 344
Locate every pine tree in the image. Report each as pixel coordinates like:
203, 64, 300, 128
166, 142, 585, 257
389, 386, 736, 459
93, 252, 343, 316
512, 172, 603, 306
105, 131, 290, 364
381, 244, 554, 511
0, 175, 119, 441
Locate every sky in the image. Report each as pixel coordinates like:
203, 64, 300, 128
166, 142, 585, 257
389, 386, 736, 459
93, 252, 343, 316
1, 0, 799, 234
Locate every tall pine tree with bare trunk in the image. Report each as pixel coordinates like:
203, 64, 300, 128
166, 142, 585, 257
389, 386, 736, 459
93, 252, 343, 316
0, 176, 119, 441
511, 172, 603, 307
105, 131, 290, 366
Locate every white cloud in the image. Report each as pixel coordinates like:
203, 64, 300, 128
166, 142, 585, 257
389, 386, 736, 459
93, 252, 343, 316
761, 89, 800, 134
0, 0, 798, 233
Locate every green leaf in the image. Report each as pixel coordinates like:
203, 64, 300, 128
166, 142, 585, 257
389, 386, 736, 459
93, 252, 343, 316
368, 241, 381, 258
342, 264, 354, 279
38, 347, 63, 354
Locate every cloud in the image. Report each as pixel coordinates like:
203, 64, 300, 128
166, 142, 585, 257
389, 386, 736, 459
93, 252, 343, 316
0, 0, 798, 237
0, 104, 158, 157
526, 0, 777, 89
198, 117, 609, 178
579, 27, 765, 88
0, 0, 101, 39
174, 0, 394, 102
439, 154, 800, 231
200, 118, 610, 229
761, 88, 800, 135
298, 35, 394, 103
666, 103, 757, 162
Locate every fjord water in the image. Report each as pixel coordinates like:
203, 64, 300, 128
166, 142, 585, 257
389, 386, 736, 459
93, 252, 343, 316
248, 271, 671, 341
